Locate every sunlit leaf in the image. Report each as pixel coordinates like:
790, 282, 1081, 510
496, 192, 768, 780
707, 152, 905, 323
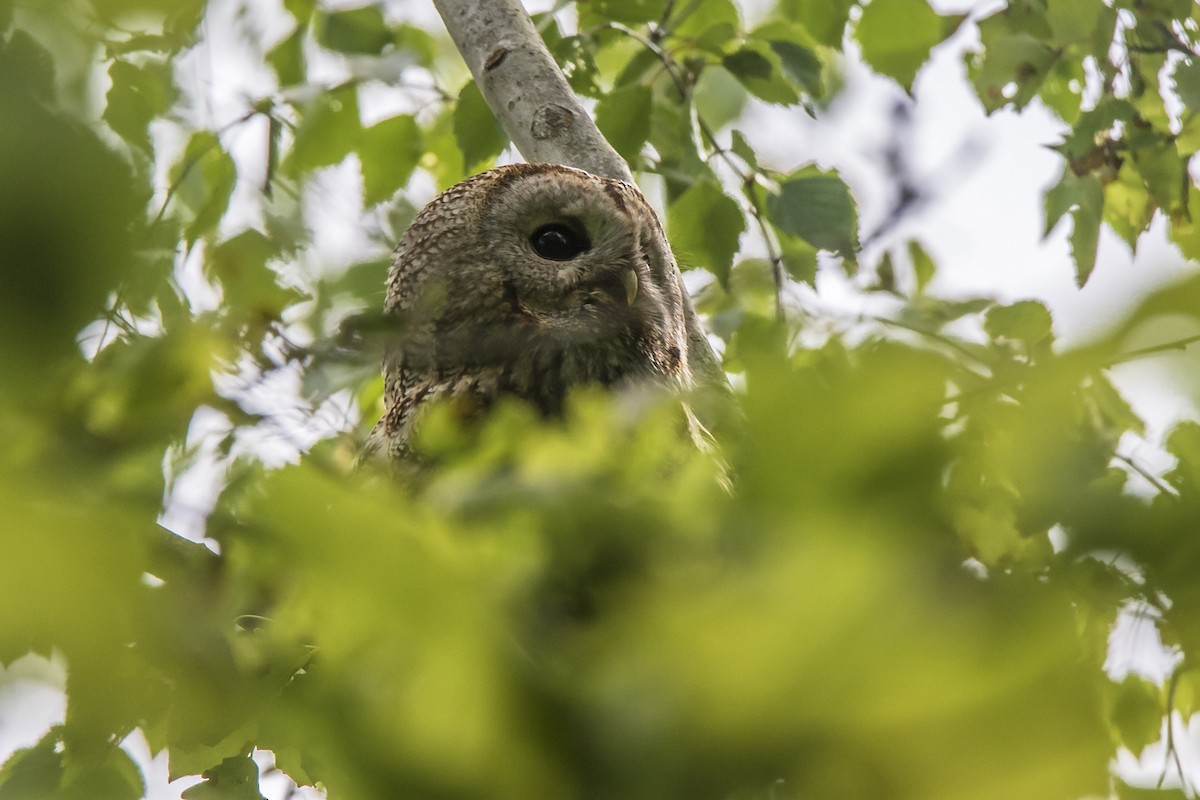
856, 0, 945, 91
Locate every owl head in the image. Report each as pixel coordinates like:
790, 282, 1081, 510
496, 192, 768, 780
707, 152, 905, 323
385, 163, 692, 402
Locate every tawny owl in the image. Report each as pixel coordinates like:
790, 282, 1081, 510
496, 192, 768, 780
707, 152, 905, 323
362, 162, 694, 461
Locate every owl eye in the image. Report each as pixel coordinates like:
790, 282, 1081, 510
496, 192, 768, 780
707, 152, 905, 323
530, 222, 589, 261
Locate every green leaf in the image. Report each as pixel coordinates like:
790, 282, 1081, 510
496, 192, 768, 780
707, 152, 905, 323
579, 0, 667, 25
1108, 676, 1162, 754
984, 300, 1053, 346
283, 0, 315, 23
1084, 374, 1145, 439
359, 114, 421, 206
0, 728, 147, 800
693, 66, 749, 132
596, 83, 652, 163
170, 131, 237, 244
856, 0, 945, 91
729, 129, 759, 172
267, 26, 306, 87
1103, 160, 1153, 252
769, 39, 823, 97
667, 181, 745, 283
284, 86, 361, 176
0, 730, 65, 798
1173, 58, 1200, 114
968, 12, 1058, 112
728, 258, 777, 318
908, 240, 935, 293
209, 229, 304, 320
778, 0, 853, 46
1129, 130, 1188, 220
778, 230, 818, 285
1169, 186, 1200, 261
104, 58, 176, 154
722, 44, 800, 105
1045, 0, 1106, 48
667, 0, 740, 48
318, 6, 391, 55
648, 79, 707, 190
454, 79, 508, 170
766, 166, 859, 257
1045, 169, 1104, 285
7, 30, 55, 103
1166, 420, 1200, 495
181, 755, 266, 800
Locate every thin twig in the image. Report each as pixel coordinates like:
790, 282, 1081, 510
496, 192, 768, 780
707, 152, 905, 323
1114, 452, 1178, 498
873, 316, 995, 370
1158, 667, 1193, 795
1108, 333, 1200, 366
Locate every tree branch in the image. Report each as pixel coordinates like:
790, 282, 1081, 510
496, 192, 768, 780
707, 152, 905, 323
431, 0, 732, 413
431, 0, 631, 181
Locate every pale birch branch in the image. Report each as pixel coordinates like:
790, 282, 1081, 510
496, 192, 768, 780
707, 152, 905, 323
430, 0, 732, 411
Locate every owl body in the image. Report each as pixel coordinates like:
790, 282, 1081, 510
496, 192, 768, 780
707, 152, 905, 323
364, 163, 692, 461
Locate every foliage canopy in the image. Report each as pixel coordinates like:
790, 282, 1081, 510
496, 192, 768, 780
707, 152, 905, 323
4, 0, 1200, 797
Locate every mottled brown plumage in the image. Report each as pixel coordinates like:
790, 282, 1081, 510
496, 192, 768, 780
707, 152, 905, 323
363, 163, 692, 461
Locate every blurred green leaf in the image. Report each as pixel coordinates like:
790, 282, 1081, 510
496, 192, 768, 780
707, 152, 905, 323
579, 0, 667, 26
667, 0, 739, 47
209, 230, 305, 320
318, 6, 391, 55
105, 59, 176, 155
0, 728, 146, 800
6, 30, 54, 103
283, 0, 315, 23
181, 755, 265, 800
284, 86, 361, 176
267, 26, 306, 87
908, 240, 936, 293
1108, 676, 1163, 753
985, 300, 1053, 346
170, 131, 237, 244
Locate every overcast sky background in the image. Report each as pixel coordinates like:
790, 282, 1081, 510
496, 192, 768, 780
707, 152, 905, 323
4, 0, 1200, 797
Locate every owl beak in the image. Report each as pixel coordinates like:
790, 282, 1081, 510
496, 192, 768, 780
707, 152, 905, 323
622, 269, 639, 306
